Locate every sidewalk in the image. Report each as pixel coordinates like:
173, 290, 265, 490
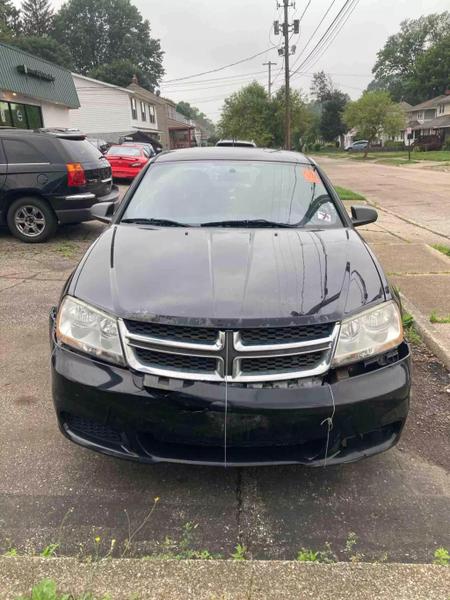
1, 557, 449, 600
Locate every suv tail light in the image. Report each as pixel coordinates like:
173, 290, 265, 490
66, 162, 86, 187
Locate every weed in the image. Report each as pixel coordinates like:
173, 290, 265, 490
231, 543, 248, 561
15, 579, 110, 600
402, 312, 421, 344
433, 547, 450, 566
4, 548, 18, 557
432, 244, 450, 258
343, 532, 364, 562
122, 496, 160, 557
297, 543, 336, 564
147, 523, 222, 560
40, 544, 59, 558
430, 311, 450, 324
297, 548, 320, 562
56, 242, 77, 258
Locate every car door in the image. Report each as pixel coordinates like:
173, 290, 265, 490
0, 140, 6, 191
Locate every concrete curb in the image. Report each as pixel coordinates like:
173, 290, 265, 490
1, 557, 449, 600
400, 292, 450, 371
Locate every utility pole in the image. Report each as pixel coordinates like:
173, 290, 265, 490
274, 1, 298, 150
263, 61, 277, 98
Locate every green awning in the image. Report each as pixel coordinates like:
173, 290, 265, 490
0, 42, 79, 109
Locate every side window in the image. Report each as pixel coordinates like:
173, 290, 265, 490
140, 101, 146, 121
4, 139, 48, 164
130, 97, 137, 120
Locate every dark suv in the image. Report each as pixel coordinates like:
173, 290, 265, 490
0, 128, 120, 242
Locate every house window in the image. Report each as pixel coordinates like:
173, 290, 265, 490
0, 101, 42, 128
130, 97, 137, 120
148, 104, 156, 124
438, 104, 444, 115
140, 101, 146, 121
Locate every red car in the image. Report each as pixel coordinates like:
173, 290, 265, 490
106, 145, 150, 180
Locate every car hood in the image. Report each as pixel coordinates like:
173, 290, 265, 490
71, 225, 386, 327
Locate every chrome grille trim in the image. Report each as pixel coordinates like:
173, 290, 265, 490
119, 320, 340, 383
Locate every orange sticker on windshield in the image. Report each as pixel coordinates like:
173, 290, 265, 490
303, 168, 320, 184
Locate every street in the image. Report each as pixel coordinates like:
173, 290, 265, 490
0, 167, 449, 564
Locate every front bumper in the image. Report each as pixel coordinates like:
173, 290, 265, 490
53, 186, 120, 224
51, 328, 411, 467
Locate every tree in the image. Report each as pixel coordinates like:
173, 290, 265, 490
89, 59, 153, 90
310, 70, 334, 103
218, 82, 272, 147
370, 12, 450, 103
52, 0, 164, 88
21, 0, 53, 36
413, 34, 450, 101
0, 0, 21, 37
270, 87, 311, 149
310, 71, 349, 143
344, 91, 405, 157
320, 91, 349, 142
9, 36, 73, 68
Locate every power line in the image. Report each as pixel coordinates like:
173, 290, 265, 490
161, 47, 277, 84
289, 0, 338, 74
292, 0, 361, 76
291, 0, 356, 77
162, 69, 267, 87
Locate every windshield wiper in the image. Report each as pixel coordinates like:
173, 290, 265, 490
121, 218, 190, 227
200, 219, 295, 228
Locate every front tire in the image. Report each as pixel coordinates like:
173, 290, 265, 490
7, 197, 57, 243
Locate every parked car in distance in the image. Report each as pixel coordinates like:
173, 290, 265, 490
105, 145, 150, 180
87, 137, 110, 155
345, 140, 369, 152
121, 141, 155, 157
0, 128, 119, 243
216, 139, 256, 148
51, 147, 411, 467
412, 134, 443, 152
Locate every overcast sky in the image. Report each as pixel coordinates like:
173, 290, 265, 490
15, 0, 449, 121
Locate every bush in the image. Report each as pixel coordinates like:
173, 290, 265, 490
384, 140, 404, 150
443, 139, 450, 151
313, 143, 322, 152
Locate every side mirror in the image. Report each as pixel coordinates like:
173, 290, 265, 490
90, 201, 116, 223
351, 205, 378, 227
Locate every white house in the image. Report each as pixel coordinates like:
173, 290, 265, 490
70, 74, 136, 142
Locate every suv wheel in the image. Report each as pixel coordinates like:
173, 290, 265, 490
7, 197, 57, 243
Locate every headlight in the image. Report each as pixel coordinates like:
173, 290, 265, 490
56, 296, 125, 365
332, 301, 403, 367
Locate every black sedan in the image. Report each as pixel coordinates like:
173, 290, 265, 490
50, 147, 410, 467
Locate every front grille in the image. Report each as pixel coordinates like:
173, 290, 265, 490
120, 320, 338, 383
240, 351, 323, 374
65, 414, 122, 443
124, 320, 219, 344
240, 323, 334, 345
134, 347, 218, 373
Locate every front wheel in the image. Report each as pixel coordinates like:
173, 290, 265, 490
7, 197, 57, 243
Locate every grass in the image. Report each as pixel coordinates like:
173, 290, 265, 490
430, 310, 450, 324
15, 579, 109, 600
55, 241, 78, 258
334, 186, 366, 201
402, 312, 421, 345
432, 244, 450, 258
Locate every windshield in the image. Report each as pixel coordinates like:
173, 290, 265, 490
121, 160, 343, 228
107, 146, 141, 157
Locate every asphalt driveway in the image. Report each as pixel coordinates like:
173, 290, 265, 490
0, 179, 449, 564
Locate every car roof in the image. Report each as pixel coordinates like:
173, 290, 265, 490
155, 147, 311, 164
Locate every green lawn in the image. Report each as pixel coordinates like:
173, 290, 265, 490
432, 244, 450, 257
311, 150, 450, 162
334, 186, 366, 201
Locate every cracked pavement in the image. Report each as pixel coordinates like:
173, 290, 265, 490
0, 179, 449, 564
